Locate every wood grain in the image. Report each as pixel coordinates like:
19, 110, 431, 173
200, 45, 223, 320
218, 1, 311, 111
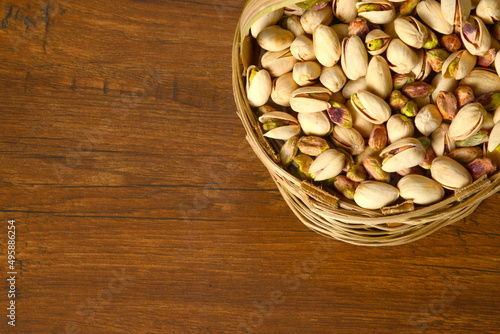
0, 0, 498, 333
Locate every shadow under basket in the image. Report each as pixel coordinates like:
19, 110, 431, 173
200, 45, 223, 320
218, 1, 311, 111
231, 0, 500, 246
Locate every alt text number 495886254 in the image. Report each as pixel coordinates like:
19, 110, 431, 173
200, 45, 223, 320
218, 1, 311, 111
6, 219, 17, 327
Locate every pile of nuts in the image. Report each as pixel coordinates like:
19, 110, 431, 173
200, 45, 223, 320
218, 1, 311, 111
245, 0, 500, 210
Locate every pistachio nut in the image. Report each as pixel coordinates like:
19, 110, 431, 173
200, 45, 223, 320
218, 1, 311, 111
290, 35, 316, 61
460, 68, 500, 96
338, 147, 355, 172
258, 111, 301, 140
297, 135, 330, 156
477, 48, 497, 68
332, 0, 360, 24
401, 100, 419, 117
246, 65, 272, 108
426, 49, 450, 72
394, 16, 429, 49
354, 181, 400, 210
250, 8, 284, 38
476, 0, 500, 24
342, 77, 368, 99
256, 25, 295, 52
351, 90, 392, 124
346, 165, 368, 182
392, 72, 416, 90
341, 35, 368, 80
455, 129, 488, 147
308, 149, 346, 181
292, 154, 314, 180
380, 137, 426, 172
289, 86, 332, 113
348, 17, 371, 39
320, 65, 347, 93
400, 0, 420, 16
300, 6, 334, 34
366, 56, 393, 100
419, 144, 437, 169
436, 90, 458, 120
441, 50, 477, 80
292, 61, 322, 86
430, 156, 473, 189
365, 29, 391, 56
271, 73, 299, 107
347, 99, 375, 138
261, 49, 298, 78
454, 85, 475, 108
389, 90, 410, 110
476, 92, 500, 111
298, 111, 333, 136
332, 125, 366, 155
431, 123, 456, 156
416, 0, 454, 34
397, 174, 445, 205
279, 136, 299, 166
449, 102, 485, 140
386, 114, 415, 143
412, 49, 433, 81
460, 15, 492, 56
327, 101, 353, 128
386, 39, 419, 74
313, 24, 342, 67
368, 124, 388, 150
447, 146, 483, 164
363, 155, 391, 182
402, 81, 434, 99
281, 15, 306, 37
333, 175, 358, 200
488, 121, 500, 152
466, 157, 497, 180
430, 73, 458, 102
356, 0, 396, 24
441, 0, 472, 26
440, 34, 462, 53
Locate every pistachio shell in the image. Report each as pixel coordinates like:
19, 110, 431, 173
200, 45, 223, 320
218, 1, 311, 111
430, 156, 473, 189
319, 65, 347, 93
271, 73, 299, 107
488, 121, 500, 152
394, 17, 429, 49
313, 24, 342, 67
341, 35, 368, 80
257, 25, 295, 52
246, 66, 272, 107
331, 23, 350, 41
333, 0, 360, 24
412, 49, 432, 81
298, 111, 332, 136
342, 77, 368, 99
347, 99, 375, 138
397, 174, 445, 205
283, 15, 306, 37
415, 104, 443, 136
495, 51, 500, 76
289, 86, 332, 113
365, 29, 391, 56
351, 89, 392, 124
441, 0, 472, 26
476, 0, 500, 24
431, 123, 456, 156
300, 6, 334, 34
309, 149, 346, 181
449, 102, 485, 140
441, 50, 477, 80
356, 0, 396, 24
366, 56, 393, 99
386, 39, 419, 74
332, 125, 366, 155
380, 137, 426, 172
258, 111, 301, 140
261, 49, 298, 78
292, 61, 322, 86
460, 68, 500, 96
354, 181, 400, 210
416, 0, 454, 34
386, 114, 415, 143
290, 35, 316, 61
431, 73, 459, 102
460, 15, 492, 56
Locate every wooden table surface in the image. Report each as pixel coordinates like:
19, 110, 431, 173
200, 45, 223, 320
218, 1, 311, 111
0, 1, 499, 333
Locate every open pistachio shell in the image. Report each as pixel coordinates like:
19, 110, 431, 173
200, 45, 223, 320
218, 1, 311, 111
416, 0, 454, 34
246, 65, 272, 107
309, 149, 346, 181
449, 102, 485, 140
365, 29, 391, 56
430, 156, 472, 189
292, 61, 322, 86
460, 15, 492, 56
300, 6, 334, 34
351, 89, 391, 124
342, 77, 368, 99
333, 0, 360, 24
258, 111, 301, 140
386, 39, 419, 74
332, 126, 366, 155
271, 73, 299, 107
394, 16, 429, 49
380, 137, 426, 172
356, 0, 396, 24
412, 49, 433, 81
289, 86, 332, 113
441, 0, 472, 26
431, 123, 456, 156
341, 35, 368, 80
431, 73, 458, 102
313, 24, 342, 67
441, 50, 477, 80
347, 99, 375, 138
261, 48, 298, 77
251, 8, 284, 38
354, 181, 400, 210
398, 174, 445, 205
460, 68, 500, 96
487, 121, 500, 152
366, 56, 393, 100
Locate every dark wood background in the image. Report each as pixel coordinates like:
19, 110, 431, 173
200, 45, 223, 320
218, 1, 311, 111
0, 0, 498, 333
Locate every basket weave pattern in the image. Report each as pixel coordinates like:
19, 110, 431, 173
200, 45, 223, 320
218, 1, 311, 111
232, 0, 500, 246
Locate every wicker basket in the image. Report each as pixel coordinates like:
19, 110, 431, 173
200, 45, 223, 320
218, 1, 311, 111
232, 0, 500, 246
